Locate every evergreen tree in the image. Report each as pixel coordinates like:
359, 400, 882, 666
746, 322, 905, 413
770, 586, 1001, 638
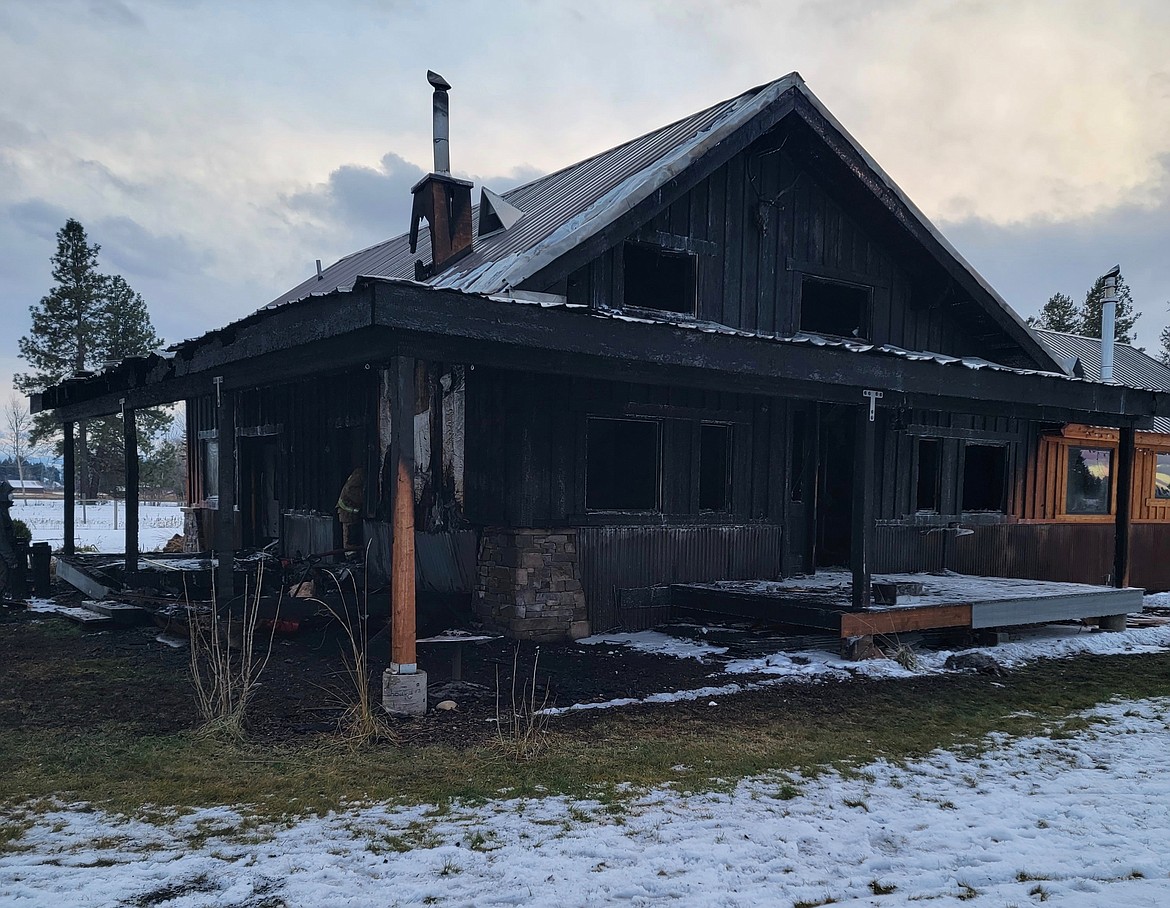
1028, 292, 1080, 333
14, 219, 169, 498
1159, 322, 1170, 368
1077, 271, 1139, 343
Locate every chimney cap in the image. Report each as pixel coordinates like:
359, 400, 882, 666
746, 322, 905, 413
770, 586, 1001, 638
1102, 264, 1120, 280
427, 70, 451, 91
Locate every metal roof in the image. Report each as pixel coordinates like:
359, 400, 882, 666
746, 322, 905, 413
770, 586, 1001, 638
271, 74, 802, 307
1034, 328, 1170, 432
1033, 329, 1170, 390
265, 73, 1055, 380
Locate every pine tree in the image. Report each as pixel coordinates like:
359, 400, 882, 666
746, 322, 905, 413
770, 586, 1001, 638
14, 219, 169, 498
1160, 322, 1170, 368
1078, 271, 1139, 343
1028, 292, 1080, 333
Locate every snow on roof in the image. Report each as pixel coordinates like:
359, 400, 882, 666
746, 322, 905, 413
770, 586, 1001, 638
264, 73, 1049, 373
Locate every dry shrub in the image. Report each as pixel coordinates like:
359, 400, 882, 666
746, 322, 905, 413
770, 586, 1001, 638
187, 563, 277, 740
314, 543, 395, 747
495, 644, 552, 760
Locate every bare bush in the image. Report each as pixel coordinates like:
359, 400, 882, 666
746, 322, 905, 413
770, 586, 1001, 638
495, 644, 552, 760
187, 563, 277, 739
314, 546, 395, 747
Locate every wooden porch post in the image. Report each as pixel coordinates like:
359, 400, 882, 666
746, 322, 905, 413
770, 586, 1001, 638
63, 421, 75, 557
1114, 424, 1134, 588
122, 401, 139, 576
215, 379, 236, 599
390, 356, 417, 674
851, 392, 880, 610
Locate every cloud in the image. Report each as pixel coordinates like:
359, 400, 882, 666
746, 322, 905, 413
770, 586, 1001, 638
286, 152, 547, 255
942, 186, 1170, 349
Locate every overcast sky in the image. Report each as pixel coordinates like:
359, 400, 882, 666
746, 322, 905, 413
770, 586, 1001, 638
3, 0, 1169, 407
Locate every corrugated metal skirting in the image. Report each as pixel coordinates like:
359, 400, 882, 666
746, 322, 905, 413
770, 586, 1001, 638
577, 525, 784, 633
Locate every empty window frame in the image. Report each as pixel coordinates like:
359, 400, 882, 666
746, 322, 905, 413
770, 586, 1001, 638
1155, 452, 1170, 500
962, 443, 1007, 512
1065, 446, 1113, 515
698, 423, 733, 512
623, 242, 696, 314
790, 410, 809, 503
915, 438, 942, 512
799, 277, 870, 339
585, 417, 660, 511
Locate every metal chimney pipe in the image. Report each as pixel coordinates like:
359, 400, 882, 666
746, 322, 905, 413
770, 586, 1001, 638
428, 70, 451, 174
1101, 264, 1119, 384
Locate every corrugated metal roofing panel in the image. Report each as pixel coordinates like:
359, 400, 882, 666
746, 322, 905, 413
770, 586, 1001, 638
269, 77, 791, 309
1034, 329, 1170, 390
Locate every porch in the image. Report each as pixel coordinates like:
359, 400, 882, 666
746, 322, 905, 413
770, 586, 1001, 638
672, 570, 1141, 642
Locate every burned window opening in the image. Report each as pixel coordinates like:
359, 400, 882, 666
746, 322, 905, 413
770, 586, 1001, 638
799, 277, 870, 339
585, 417, 660, 511
962, 443, 1006, 513
623, 243, 696, 314
790, 411, 808, 503
915, 438, 941, 512
699, 423, 733, 512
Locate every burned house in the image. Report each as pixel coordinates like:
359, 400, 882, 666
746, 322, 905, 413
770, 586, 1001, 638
33, 72, 1170, 655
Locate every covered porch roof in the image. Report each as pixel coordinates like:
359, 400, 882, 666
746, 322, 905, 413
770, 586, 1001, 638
32, 277, 1170, 428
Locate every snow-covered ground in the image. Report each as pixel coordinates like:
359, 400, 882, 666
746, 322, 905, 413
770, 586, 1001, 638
558, 621, 1170, 714
3, 697, 1170, 906
10, 499, 182, 552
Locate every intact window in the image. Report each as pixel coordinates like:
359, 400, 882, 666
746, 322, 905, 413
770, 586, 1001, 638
915, 438, 941, 512
585, 417, 660, 511
699, 423, 732, 512
1066, 446, 1113, 515
1155, 452, 1170, 499
203, 439, 219, 501
623, 243, 695, 314
799, 277, 870, 338
962, 443, 1006, 512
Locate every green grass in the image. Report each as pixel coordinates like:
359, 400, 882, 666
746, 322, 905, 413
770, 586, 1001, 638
2, 628, 1170, 820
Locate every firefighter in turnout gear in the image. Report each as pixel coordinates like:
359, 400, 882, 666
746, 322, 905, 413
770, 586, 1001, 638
336, 466, 366, 550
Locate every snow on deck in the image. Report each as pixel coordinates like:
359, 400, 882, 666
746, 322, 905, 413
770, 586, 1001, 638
4, 697, 1170, 906
702, 569, 1136, 610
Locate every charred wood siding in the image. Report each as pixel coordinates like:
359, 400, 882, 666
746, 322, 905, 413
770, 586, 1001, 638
185, 371, 377, 517
578, 525, 785, 632
565, 125, 1016, 364
463, 367, 787, 528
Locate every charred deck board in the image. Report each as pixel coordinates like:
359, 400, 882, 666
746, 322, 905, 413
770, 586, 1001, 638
670, 583, 844, 631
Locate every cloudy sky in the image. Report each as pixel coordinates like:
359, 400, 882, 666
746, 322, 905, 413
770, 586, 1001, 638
3, 0, 1169, 406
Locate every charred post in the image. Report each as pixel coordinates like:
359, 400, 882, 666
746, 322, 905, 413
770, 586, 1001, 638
123, 401, 139, 576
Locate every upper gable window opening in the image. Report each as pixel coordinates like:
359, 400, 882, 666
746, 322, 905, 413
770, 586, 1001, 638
622, 242, 696, 315
799, 276, 871, 339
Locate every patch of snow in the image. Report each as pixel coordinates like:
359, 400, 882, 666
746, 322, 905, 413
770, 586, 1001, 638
576, 629, 728, 660
11, 499, 183, 553
4, 698, 1170, 906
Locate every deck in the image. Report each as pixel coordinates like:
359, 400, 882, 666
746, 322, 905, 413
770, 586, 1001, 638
672, 571, 1142, 638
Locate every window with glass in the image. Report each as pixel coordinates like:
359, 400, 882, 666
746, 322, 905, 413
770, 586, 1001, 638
1065, 446, 1113, 515
202, 439, 219, 501
1156, 452, 1170, 500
